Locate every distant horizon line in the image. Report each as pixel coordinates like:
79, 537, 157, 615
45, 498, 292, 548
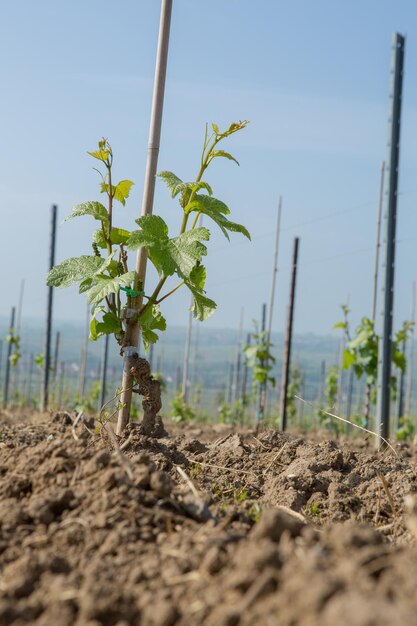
0, 314, 339, 338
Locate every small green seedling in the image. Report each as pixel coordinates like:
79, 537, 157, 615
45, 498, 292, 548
47, 122, 250, 431
248, 503, 264, 523
306, 502, 321, 519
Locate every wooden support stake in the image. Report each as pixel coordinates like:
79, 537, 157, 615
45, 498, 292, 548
41, 204, 57, 411
117, 0, 172, 434
279, 237, 300, 431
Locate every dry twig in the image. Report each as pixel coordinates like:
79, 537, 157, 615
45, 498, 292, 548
71, 411, 83, 441
175, 465, 200, 498
98, 385, 134, 423
374, 486, 381, 526
263, 442, 288, 475
379, 473, 397, 517
295, 395, 398, 456
252, 436, 270, 450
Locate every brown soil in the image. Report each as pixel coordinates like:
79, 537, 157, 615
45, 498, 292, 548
1, 411, 417, 626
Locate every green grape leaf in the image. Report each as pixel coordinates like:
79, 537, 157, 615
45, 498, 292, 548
110, 227, 131, 245
348, 329, 369, 351
186, 194, 230, 215
226, 120, 249, 135
186, 194, 250, 241
47, 256, 104, 288
95, 252, 116, 276
393, 350, 406, 373
157, 171, 183, 197
215, 218, 250, 240
184, 274, 216, 321
92, 229, 107, 248
168, 228, 209, 277
132, 214, 169, 240
157, 171, 213, 198
210, 150, 239, 165
113, 180, 134, 205
9, 353, 20, 367
89, 317, 99, 341
128, 217, 209, 279
92, 227, 131, 248
176, 180, 213, 198
189, 264, 206, 289
140, 304, 167, 351
85, 271, 135, 305
79, 277, 96, 293
343, 349, 356, 369
64, 201, 109, 226
244, 345, 258, 363
354, 364, 364, 378
189, 288, 217, 321
87, 148, 110, 162
127, 215, 172, 274
34, 353, 44, 368
90, 308, 122, 341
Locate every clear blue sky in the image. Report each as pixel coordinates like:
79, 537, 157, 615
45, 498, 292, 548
1, 0, 417, 338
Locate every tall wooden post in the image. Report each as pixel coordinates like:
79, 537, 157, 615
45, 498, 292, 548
117, 0, 173, 434
182, 305, 193, 403
404, 281, 416, 417
227, 362, 234, 406
58, 362, 65, 408
51, 330, 61, 407
53, 331, 60, 382
319, 360, 326, 405
100, 333, 109, 409
190, 319, 201, 399
26, 353, 34, 405
11, 280, 25, 402
256, 303, 267, 423
176, 364, 182, 391
3, 307, 16, 407
396, 334, 406, 427
364, 161, 386, 426
372, 162, 386, 322
264, 198, 282, 410
280, 237, 300, 431
78, 303, 89, 400
41, 205, 57, 411
241, 333, 250, 405
376, 33, 405, 443
232, 308, 244, 407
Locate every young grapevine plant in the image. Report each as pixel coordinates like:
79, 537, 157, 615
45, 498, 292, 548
243, 322, 276, 422
334, 304, 413, 403
47, 121, 250, 429
5, 327, 21, 367
243, 323, 276, 391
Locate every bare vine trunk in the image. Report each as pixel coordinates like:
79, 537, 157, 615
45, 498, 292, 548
126, 354, 166, 438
